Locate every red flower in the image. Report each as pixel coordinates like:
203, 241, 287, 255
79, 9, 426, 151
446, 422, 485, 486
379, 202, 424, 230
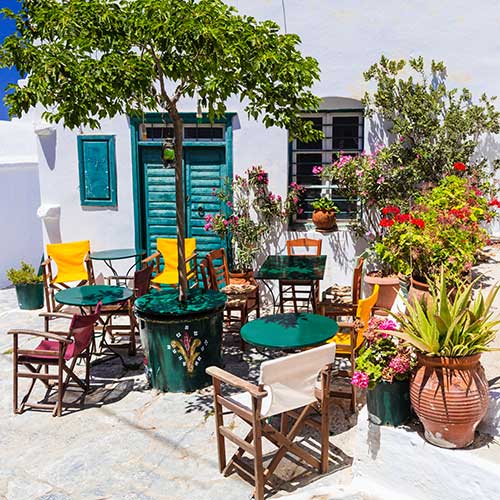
380, 218, 394, 228
453, 162, 466, 171
382, 205, 401, 215
410, 218, 425, 229
395, 213, 411, 223
488, 198, 500, 208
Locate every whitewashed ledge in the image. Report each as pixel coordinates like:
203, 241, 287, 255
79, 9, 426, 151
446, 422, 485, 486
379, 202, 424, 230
351, 405, 500, 500
478, 388, 500, 437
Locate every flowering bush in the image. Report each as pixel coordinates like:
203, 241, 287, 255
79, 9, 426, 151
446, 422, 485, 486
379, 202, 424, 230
352, 318, 415, 390
317, 56, 500, 238
204, 166, 305, 270
374, 174, 494, 283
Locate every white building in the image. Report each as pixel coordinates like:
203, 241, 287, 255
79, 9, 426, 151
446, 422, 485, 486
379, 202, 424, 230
2, 0, 500, 286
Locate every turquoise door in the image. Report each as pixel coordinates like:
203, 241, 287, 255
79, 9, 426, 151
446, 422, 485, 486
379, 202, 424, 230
140, 145, 228, 259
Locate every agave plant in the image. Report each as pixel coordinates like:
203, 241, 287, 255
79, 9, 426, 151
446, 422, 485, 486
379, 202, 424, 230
394, 271, 500, 357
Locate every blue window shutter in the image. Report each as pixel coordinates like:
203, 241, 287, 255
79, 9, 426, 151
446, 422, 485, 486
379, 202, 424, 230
77, 135, 117, 206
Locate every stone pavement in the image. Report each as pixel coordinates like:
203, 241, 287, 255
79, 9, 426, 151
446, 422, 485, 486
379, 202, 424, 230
1, 248, 500, 500
0, 288, 358, 500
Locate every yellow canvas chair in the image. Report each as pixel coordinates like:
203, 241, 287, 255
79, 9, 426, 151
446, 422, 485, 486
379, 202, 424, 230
321, 284, 379, 412
143, 238, 198, 288
41, 240, 95, 326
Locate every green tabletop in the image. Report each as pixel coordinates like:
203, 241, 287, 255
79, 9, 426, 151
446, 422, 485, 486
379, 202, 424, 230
240, 312, 338, 349
55, 285, 133, 307
135, 288, 227, 320
89, 248, 145, 261
254, 255, 327, 281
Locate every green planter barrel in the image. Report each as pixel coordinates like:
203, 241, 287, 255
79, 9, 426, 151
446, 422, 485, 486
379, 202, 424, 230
134, 288, 226, 393
367, 379, 411, 426
15, 283, 44, 310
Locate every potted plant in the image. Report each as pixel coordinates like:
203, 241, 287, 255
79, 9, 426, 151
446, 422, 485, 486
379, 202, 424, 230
311, 196, 338, 232
394, 271, 499, 448
205, 167, 304, 273
6, 261, 44, 310
351, 317, 415, 426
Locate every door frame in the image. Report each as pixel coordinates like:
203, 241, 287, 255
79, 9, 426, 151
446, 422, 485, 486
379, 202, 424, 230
130, 112, 235, 254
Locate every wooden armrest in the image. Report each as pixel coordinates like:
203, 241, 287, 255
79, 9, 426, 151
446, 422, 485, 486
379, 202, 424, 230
39, 312, 74, 320
206, 366, 267, 399
142, 252, 160, 264
185, 252, 198, 263
8, 329, 72, 343
41, 257, 51, 266
336, 321, 355, 329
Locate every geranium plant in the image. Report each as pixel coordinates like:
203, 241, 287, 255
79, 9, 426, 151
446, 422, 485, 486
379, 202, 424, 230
374, 174, 494, 284
351, 318, 416, 390
204, 166, 304, 270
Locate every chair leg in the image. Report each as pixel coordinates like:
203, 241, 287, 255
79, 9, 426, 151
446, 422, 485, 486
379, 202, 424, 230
212, 378, 227, 473
320, 371, 331, 473
279, 281, 284, 313
85, 350, 91, 389
252, 418, 265, 500
54, 357, 64, 417
12, 341, 19, 414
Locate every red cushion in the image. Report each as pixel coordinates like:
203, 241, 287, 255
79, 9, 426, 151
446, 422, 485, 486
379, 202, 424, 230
29, 339, 75, 361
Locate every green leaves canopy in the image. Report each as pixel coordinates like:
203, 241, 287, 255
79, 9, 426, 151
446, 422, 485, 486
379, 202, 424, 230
0, 0, 321, 141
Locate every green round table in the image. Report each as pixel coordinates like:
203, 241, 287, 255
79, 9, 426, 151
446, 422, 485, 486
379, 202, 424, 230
89, 248, 145, 277
240, 312, 338, 349
55, 285, 133, 307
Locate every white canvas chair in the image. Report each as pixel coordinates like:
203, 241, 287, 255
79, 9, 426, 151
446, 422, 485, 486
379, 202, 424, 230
206, 343, 336, 500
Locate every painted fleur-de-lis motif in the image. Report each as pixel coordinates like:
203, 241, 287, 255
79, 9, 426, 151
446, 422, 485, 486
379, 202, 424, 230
170, 330, 203, 373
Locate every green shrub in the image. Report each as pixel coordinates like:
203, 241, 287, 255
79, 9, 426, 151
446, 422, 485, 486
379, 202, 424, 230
6, 261, 43, 285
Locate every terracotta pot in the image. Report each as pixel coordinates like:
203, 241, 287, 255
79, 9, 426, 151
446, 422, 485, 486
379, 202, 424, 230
410, 353, 489, 449
363, 273, 399, 310
312, 210, 336, 232
408, 276, 430, 305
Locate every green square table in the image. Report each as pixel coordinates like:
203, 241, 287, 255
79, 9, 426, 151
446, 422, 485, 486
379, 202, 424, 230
240, 312, 338, 350
254, 255, 327, 312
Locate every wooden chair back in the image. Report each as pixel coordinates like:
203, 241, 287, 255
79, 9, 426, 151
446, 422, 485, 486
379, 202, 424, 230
354, 284, 379, 348
134, 264, 154, 298
206, 248, 230, 290
286, 238, 322, 256
46, 240, 91, 283
351, 257, 364, 304
68, 301, 101, 358
199, 258, 211, 290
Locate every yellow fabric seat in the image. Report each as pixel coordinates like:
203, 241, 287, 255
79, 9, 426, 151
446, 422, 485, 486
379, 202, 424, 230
46, 240, 91, 283
327, 284, 379, 349
151, 238, 197, 285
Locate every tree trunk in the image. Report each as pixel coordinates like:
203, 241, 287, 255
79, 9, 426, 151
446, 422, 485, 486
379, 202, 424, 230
169, 106, 188, 302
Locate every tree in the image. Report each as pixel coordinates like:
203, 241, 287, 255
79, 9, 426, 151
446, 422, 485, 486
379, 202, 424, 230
0, 0, 321, 301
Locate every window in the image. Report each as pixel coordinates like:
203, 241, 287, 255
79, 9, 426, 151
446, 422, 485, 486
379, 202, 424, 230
289, 106, 363, 223
139, 123, 225, 141
77, 135, 117, 207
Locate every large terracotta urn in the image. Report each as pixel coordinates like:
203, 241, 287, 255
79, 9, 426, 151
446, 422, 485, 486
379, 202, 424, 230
363, 273, 399, 310
410, 353, 489, 448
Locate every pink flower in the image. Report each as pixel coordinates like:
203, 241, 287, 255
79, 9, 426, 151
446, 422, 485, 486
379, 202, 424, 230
389, 355, 410, 374
277, 195, 282, 201
312, 165, 324, 175
399, 136, 404, 143
297, 207, 304, 214
204, 214, 214, 222
293, 197, 298, 204
351, 371, 369, 389
377, 176, 385, 185
203, 223, 212, 231
379, 319, 397, 331
226, 201, 232, 208
223, 220, 229, 227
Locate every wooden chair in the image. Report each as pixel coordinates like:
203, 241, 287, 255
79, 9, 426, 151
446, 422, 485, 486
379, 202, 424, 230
9, 303, 102, 417
142, 237, 199, 289
42, 240, 95, 328
320, 256, 364, 318
104, 264, 154, 355
205, 248, 260, 328
279, 238, 322, 313
206, 343, 335, 500
321, 284, 379, 412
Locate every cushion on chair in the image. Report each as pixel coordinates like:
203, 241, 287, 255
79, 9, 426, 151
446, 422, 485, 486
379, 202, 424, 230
322, 284, 352, 304
220, 283, 257, 297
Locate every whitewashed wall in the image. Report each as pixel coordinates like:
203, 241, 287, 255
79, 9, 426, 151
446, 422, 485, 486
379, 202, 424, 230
0, 120, 43, 288
15, 0, 500, 285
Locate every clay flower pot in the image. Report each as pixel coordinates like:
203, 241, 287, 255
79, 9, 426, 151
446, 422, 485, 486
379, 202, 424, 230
408, 276, 430, 305
410, 353, 489, 449
312, 209, 336, 232
363, 273, 400, 309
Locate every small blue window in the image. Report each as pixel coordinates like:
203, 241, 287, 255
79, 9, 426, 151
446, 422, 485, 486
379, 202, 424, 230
77, 135, 117, 207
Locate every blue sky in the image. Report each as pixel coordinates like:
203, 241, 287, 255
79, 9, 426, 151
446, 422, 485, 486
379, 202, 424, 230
0, 0, 20, 120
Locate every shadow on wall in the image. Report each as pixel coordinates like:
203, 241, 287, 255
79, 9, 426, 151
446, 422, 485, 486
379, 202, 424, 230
37, 204, 62, 244
366, 115, 394, 151
39, 133, 57, 170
